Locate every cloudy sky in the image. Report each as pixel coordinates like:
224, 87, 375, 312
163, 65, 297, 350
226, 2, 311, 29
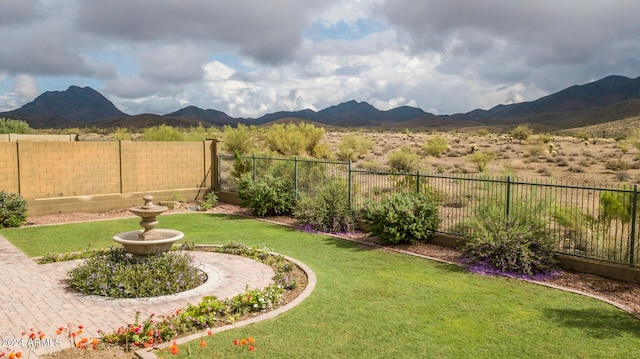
1, 0, 639, 118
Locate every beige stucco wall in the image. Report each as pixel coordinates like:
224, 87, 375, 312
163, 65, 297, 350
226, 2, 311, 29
0, 140, 214, 216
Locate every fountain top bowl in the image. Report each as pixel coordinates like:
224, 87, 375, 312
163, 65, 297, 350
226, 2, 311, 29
129, 194, 168, 216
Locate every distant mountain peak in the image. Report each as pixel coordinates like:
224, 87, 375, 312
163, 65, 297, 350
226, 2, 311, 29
1, 74, 639, 130
18, 85, 126, 121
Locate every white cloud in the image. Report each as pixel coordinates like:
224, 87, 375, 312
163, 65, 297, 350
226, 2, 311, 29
1, 1, 639, 118
14, 74, 39, 99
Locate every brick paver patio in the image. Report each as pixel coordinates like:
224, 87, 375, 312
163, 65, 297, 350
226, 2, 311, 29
0, 235, 274, 357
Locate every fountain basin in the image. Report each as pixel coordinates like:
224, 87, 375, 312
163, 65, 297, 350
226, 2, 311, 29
113, 229, 184, 256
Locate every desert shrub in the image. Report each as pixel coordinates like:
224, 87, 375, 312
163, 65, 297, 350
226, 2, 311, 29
389, 147, 420, 172
0, 118, 32, 134
511, 125, 533, 140
182, 123, 219, 141
538, 133, 554, 143
69, 249, 205, 298
337, 133, 374, 161
262, 123, 326, 157
294, 179, 356, 233
574, 131, 591, 141
361, 191, 440, 244
605, 159, 630, 171
359, 159, 381, 171
199, 192, 218, 211
112, 127, 132, 141
141, 124, 185, 141
423, 135, 449, 157
617, 140, 630, 154
599, 191, 637, 224
526, 145, 545, 157
238, 174, 295, 216
0, 190, 27, 228
462, 199, 557, 276
467, 151, 495, 172
222, 124, 255, 155
476, 128, 490, 136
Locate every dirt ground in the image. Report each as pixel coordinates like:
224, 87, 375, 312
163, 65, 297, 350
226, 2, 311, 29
323, 131, 640, 185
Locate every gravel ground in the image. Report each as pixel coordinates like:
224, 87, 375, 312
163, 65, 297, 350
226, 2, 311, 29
27, 203, 640, 318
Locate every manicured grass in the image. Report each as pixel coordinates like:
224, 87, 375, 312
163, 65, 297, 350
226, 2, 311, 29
3, 213, 640, 358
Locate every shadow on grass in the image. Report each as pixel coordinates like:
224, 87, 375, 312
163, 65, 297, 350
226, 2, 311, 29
205, 213, 253, 221
543, 308, 640, 339
318, 235, 377, 252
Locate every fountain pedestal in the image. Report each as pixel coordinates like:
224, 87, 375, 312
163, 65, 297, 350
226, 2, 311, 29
113, 195, 184, 256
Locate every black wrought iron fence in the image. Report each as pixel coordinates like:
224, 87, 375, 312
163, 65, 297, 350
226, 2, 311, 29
218, 154, 640, 267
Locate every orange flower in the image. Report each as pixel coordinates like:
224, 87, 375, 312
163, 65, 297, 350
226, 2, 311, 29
200, 340, 206, 348
39, 333, 45, 340
15, 353, 22, 358
8, 353, 15, 359
168, 341, 179, 355
248, 345, 256, 351
247, 337, 255, 345
240, 339, 247, 346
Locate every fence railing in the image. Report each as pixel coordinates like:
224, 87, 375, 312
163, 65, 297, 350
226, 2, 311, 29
218, 154, 640, 267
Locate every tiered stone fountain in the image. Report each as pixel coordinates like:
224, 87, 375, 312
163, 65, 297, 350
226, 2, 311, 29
113, 194, 184, 256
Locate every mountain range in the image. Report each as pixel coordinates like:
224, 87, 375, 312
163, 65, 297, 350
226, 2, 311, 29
1, 75, 639, 131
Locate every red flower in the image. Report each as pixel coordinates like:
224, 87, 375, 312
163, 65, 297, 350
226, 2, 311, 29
248, 345, 256, 351
233, 339, 240, 346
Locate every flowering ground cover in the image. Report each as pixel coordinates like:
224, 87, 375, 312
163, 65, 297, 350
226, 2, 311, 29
3, 214, 640, 358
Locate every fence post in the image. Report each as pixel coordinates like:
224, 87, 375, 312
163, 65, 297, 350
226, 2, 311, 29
252, 154, 257, 184
348, 160, 352, 209
294, 156, 299, 197
211, 139, 219, 191
416, 170, 420, 194
630, 184, 638, 266
505, 176, 511, 218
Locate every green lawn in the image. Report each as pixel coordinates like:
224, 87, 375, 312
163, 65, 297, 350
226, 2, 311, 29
2, 213, 640, 358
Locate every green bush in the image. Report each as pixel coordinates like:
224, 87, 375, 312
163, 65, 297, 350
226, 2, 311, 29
337, 133, 374, 161
361, 191, 440, 244
423, 135, 449, 157
0, 190, 27, 228
111, 127, 132, 141
461, 199, 557, 276
389, 147, 420, 172
141, 124, 185, 141
199, 192, 218, 211
467, 151, 495, 172
238, 174, 296, 216
222, 124, 255, 155
0, 118, 32, 134
511, 125, 533, 140
294, 179, 355, 233
69, 249, 205, 298
261, 123, 326, 157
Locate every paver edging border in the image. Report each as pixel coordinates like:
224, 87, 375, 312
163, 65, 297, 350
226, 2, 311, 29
134, 248, 316, 359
